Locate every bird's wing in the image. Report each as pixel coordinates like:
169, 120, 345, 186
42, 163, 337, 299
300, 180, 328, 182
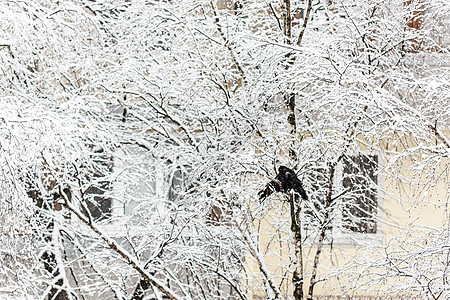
293, 179, 308, 200
259, 179, 281, 200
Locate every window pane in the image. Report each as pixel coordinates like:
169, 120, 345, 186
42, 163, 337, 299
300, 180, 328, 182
168, 166, 192, 202
342, 154, 378, 234
113, 145, 157, 223
84, 153, 114, 221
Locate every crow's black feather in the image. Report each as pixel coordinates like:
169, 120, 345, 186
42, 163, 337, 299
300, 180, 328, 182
259, 166, 308, 201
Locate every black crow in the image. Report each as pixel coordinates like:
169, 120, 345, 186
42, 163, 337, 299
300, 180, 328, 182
259, 166, 308, 201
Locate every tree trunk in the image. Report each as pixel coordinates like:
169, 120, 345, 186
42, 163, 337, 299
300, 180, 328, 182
289, 192, 304, 300
27, 189, 69, 300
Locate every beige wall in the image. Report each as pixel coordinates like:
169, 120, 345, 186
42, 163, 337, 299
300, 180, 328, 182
245, 131, 449, 298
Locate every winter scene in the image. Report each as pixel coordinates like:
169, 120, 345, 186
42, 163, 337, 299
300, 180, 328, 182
0, 0, 449, 299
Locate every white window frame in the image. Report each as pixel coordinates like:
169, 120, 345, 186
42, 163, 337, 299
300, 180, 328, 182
332, 151, 384, 246
70, 145, 168, 236
303, 152, 384, 247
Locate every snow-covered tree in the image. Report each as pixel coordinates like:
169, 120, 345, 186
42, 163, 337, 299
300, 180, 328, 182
0, 0, 448, 299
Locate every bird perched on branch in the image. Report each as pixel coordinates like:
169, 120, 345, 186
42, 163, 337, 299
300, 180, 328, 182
259, 166, 308, 201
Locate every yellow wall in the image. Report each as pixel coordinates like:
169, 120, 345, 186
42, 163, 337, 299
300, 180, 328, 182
245, 131, 449, 298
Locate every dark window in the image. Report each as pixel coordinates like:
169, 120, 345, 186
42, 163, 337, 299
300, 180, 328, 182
341, 154, 378, 234
168, 166, 192, 202
84, 152, 113, 221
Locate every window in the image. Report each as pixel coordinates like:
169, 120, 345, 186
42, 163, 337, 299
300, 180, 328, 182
82, 145, 158, 224
302, 153, 380, 243
168, 166, 192, 202
113, 145, 159, 224
82, 146, 231, 228
341, 154, 379, 234
83, 150, 114, 221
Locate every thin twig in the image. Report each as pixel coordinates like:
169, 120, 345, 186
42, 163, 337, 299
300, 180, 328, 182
60, 194, 181, 300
